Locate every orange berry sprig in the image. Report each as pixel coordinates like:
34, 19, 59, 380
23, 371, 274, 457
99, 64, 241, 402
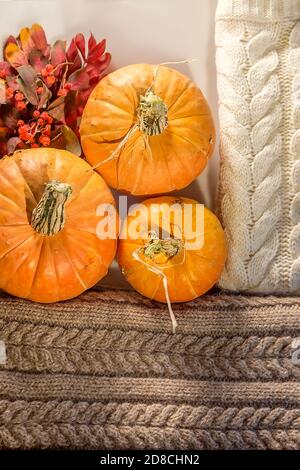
0, 24, 111, 157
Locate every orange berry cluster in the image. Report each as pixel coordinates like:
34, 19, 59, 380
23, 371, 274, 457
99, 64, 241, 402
17, 111, 53, 148
41, 64, 56, 88
6, 88, 26, 111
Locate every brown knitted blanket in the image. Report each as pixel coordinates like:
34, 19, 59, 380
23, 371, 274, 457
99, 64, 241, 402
0, 288, 300, 450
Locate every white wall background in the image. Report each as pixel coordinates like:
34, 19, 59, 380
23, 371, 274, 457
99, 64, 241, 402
0, 0, 220, 287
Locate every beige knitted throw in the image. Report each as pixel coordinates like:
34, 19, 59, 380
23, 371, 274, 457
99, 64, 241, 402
0, 287, 300, 450
216, 0, 300, 294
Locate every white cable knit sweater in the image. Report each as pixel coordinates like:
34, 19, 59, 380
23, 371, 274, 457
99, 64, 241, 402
216, 0, 300, 294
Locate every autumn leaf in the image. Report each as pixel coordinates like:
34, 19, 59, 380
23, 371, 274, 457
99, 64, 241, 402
36, 79, 52, 108
68, 68, 90, 91
5, 43, 28, 68
17, 65, 38, 105
30, 24, 48, 55
47, 96, 65, 121
75, 34, 86, 60
29, 50, 48, 73
51, 40, 67, 68
7, 136, 22, 154
62, 125, 81, 156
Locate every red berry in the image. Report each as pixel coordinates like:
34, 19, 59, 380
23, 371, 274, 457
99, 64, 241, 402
39, 135, 50, 147
15, 92, 25, 101
6, 87, 14, 99
64, 83, 72, 91
41, 68, 48, 77
37, 118, 44, 126
45, 64, 54, 73
33, 110, 40, 118
0, 69, 7, 79
17, 120, 25, 127
40, 112, 48, 119
45, 75, 56, 87
47, 116, 53, 125
58, 88, 68, 97
16, 101, 26, 111
43, 128, 51, 136
36, 86, 44, 95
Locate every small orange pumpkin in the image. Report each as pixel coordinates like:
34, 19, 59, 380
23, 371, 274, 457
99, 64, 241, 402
80, 64, 215, 195
0, 148, 117, 302
118, 196, 227, 328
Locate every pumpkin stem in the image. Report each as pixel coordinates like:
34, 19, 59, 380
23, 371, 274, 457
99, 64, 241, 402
137, 90, 168, 136
31, 181, 72, 236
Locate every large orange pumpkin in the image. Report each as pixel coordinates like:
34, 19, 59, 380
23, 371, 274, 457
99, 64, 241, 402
80, 64, 215, 195
0, 148, 117, 302
118, 196, 227, 328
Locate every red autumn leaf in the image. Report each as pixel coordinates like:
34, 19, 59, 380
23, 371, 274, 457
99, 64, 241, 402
75, 33, 86, 60
88, 33, 97, 52
68, 68, 90, 91
86, 52, 111, 75
51, 40, 67, 68
66, 39, 82, 74
87, 39, 106, 64
64, 90, 78, 128
76, 88, 92, 116
29, 50, 48, 73
30, 24, 48, 55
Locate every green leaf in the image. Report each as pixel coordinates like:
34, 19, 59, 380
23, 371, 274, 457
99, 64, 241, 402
17, 65, 38, 105
62, 125, 81, 156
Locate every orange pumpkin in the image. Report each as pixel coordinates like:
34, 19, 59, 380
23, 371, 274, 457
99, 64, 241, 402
80, 64, 215, 195
118, 196, 227, 322
0, 148, 117, 302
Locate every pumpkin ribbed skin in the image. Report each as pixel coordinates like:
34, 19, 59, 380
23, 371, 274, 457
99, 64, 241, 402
80, 64, 215, 195
118, 196, 227, 303
0, 148, 117, 303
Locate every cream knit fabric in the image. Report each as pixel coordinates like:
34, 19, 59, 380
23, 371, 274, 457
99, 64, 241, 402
216, 0, 300, 294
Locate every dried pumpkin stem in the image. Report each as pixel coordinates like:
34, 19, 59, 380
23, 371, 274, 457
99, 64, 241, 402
31, 181, 72, 236
137, 91, 168, 136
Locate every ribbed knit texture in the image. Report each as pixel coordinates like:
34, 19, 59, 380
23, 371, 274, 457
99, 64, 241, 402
0, 287, 300, 450
216, 0, 300, 293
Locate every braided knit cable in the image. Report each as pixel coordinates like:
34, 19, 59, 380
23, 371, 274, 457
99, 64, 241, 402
216, 21, 282, 293
290, 21, 300, 293
0, 424, 299, 450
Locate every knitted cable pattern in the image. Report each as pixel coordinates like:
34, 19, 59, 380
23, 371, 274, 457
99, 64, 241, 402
290, 21, 300, 292
216, 0, 300, 294
216, 20, 281, 292
1, 287, 300, 449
